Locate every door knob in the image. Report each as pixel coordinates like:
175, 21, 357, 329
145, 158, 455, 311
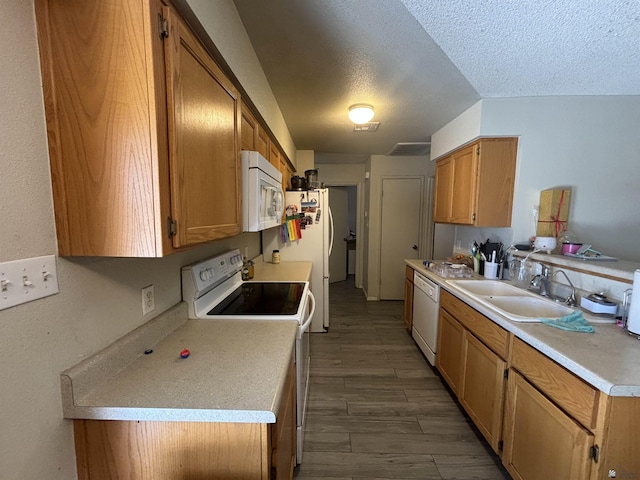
412, 245, 418, 250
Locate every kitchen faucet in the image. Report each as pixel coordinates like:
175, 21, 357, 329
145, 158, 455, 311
552, 269, 577, 306
529, 264, 551, 297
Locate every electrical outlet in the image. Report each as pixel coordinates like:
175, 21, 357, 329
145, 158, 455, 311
141, 285, 155, 315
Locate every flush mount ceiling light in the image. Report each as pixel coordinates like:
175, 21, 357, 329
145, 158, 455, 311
348, 104, 374, 124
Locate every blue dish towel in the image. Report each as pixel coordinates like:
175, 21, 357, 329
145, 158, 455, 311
540, 310, 594, 333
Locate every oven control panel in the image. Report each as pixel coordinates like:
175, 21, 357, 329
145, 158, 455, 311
182, 249, 243, 300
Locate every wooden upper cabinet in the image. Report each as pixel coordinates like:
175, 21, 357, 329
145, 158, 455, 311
433, 137, 517, 227
256, 125, 270, 159
241, 102, 258, 151
269, 142, 281, 170
165, 8, 241, 248
241, 101, 270, 159
449, 145, 478, 224
34, 0, 240, 256
433, 156, 453, 223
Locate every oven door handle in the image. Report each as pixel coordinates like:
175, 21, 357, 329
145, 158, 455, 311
300, 291, 316, 333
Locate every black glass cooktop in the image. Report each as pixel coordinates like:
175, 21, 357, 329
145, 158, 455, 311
207, 282, 305, 316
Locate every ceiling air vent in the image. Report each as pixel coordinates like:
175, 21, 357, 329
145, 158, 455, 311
353, 122, 380, 132
387, 142, 431, 156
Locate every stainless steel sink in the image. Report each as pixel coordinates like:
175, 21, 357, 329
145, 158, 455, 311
446, 279, 577, 322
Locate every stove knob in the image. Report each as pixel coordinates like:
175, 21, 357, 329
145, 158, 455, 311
199, 270, 208, 281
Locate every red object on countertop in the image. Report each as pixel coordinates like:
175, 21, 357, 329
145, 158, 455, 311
180, 349, 190, 359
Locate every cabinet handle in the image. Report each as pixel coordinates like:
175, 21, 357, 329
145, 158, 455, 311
590, 445, 599, 463
412, 245, 418, 250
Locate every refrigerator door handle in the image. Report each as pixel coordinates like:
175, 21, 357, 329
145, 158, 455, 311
328, 205, 334, 256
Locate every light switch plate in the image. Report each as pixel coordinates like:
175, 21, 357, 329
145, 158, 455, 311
0, 255, 59, 311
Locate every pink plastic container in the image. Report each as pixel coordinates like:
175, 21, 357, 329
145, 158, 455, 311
561, 242, 583, 255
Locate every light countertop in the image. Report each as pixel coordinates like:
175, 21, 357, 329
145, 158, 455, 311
61, 260, 312, 423
405, 259, 640, 396
61, 303, 297, 423
253, 260, 312, 282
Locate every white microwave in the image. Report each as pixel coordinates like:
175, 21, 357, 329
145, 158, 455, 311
241, 151, 284, 232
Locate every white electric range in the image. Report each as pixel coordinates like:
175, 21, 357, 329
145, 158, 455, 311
181, 249, 314, 464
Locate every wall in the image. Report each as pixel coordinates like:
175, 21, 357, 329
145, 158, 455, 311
364, 156, 432, 299
0, 2, 286, 478
295, 150, 315, 176
346, 186, 357, 234
431, 97, 640, 262
430, 101, 482, 159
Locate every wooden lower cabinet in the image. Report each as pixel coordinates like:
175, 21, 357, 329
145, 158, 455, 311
73, 361, 296, 480
403, 266, 414, 332
437, 291, 640, 480
435, 309, 464, 395
436, 290, 507, 450
272, 354, 296, 480
459, 330, 505, 451
73, 420, 269, 479
502, 370, 593, 480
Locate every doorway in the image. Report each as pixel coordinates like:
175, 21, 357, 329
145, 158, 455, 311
328, 187, 350, 283
326, 183, 362, 287
379, 177, 424, 300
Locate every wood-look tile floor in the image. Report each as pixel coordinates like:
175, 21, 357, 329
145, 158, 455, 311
294, 276, 511, 480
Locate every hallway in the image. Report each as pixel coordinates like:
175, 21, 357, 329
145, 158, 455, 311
294, 276, 510, 479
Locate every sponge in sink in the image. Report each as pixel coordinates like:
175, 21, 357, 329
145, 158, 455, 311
540, 310, 594, 333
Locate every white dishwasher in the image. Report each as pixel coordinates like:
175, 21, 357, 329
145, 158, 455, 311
412, 270, 440, 366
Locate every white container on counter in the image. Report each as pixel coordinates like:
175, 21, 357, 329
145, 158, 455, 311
627, 269, 640, 335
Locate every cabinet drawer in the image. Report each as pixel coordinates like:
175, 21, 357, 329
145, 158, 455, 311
510, 337, 599, 430
440, 290, 508, 359
406, 265, 414, 282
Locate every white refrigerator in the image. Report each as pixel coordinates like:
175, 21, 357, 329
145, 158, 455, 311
262, 189, 333, 332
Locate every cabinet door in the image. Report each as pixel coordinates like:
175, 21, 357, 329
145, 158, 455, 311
240, 102, 257, 151
256, 126, 270, 159
165, 9, 241, 248
35, 0, 172, 256
474, 138, 517, 227
433, 156, 453, 222
459, 331, 505, 451
502, 370, 593, 480
269, 142, 281, 170
279, 156, 290, 190
436, 309, 464, 395
404, 278, 414, 332
272, 357, 296, 480
449, 144, 478, 224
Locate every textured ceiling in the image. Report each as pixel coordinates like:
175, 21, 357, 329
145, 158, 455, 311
232, 0, 640, 162
401, 0, 640, 97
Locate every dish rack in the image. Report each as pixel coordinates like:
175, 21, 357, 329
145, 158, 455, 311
423, 261, 473, 278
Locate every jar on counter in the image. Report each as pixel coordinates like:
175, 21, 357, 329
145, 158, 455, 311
242, 257, 255, 280
272, 249, 281, 264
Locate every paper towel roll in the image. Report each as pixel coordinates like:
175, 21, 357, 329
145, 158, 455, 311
626, 269, 640, 335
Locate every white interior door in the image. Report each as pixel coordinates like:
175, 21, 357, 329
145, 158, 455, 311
380, 177, 423, 299
328, 187, 349, 283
